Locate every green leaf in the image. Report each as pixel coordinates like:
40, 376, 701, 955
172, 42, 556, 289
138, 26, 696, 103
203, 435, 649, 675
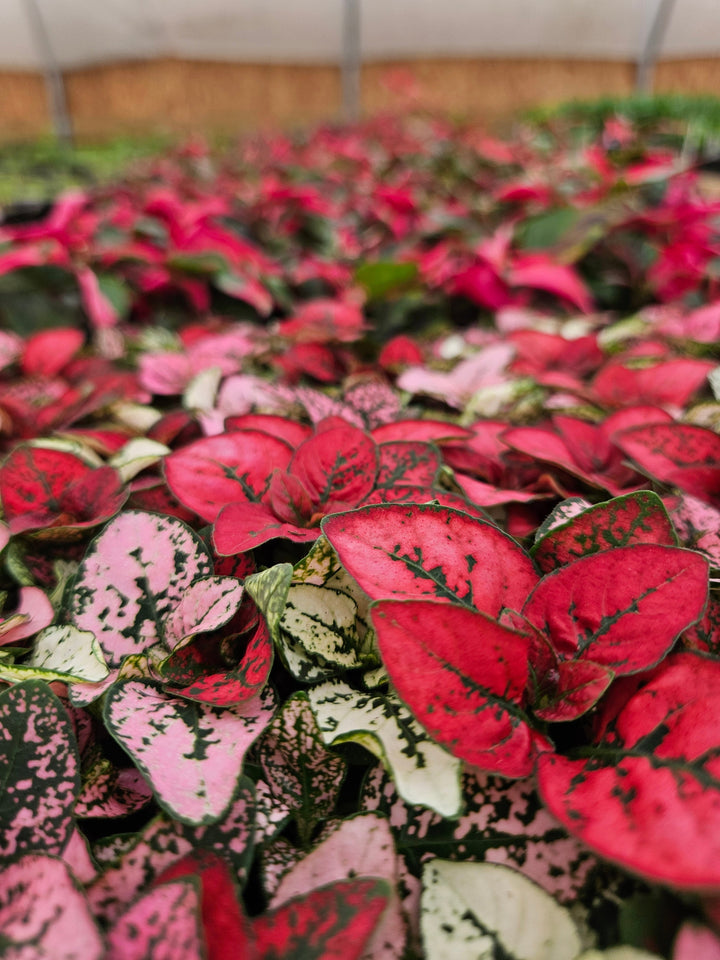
354, 261, 419, 301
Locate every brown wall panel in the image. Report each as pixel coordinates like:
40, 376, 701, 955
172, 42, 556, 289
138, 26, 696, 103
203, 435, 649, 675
2, 57, 720, 143
0, 71, 50, 140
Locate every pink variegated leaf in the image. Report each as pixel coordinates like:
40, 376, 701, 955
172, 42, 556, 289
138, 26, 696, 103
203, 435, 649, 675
70, 511, 214, 667
532, 491, 677, 573
76, 266, 119, 329
667, 492, 720, 567
162, 576, 244, 651
537, 652, 720, 889
164, 430, 293, 522
258, 693, 347, 845
253, 877, 391, 960
0, 855, 103, 960
106, 880, 204, 960
0, 680, 79, 858
104, 679, 275, 825
270, 813, 406, 960
673, 922, 720, 960
523, 544, 708, 673
0, 586, 54, 646
323, 503, 538, 617
87, 778, 255, 925
615, 422, 720, 506
372, 599, 537, 777
75, 755, 153, 819
362, 764, 598, 905
375, 441, 440, 491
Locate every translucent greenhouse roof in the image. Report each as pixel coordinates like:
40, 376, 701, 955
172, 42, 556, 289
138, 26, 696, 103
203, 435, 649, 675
2, 0, 720, 71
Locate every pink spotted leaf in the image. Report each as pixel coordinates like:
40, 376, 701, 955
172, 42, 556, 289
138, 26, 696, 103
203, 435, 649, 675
104, 679, 275, 825
105, 879, 205, 960
0, 680, 80, 858
0, 854, 103, 960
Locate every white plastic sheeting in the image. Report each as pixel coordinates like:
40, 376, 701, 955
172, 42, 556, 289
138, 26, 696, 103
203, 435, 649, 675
2, 0, 720, 71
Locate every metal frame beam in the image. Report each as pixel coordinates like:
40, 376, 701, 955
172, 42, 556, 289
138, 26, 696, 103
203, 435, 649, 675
636, 0, 677, 93
341, 0, 361, 122
23, 0, 73, 143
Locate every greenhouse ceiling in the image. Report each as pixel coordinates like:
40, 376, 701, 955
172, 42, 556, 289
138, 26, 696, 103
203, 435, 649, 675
1, 0, 719, 70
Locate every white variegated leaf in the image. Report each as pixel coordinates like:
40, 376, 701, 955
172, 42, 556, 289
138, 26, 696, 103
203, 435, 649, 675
109, 438, 171, 482
308, 680, 462, 818
421, 859, 582, 960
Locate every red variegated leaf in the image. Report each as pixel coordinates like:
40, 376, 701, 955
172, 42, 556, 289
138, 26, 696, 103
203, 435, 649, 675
508, 253, 592, 312
523, 544, 708, 673
163, 618, 273, 707
225, 413, 312, 447
0, 680, 79, 858
372, 420, 472, 444
214, 501, 320, 554
682, 592, 720, 655
537, 652, 720, 889
532, 491, 678, 573
0, 446, 127, 536
323, 503, 538, 616
104, 679, 275, 825
106, 880, 204, 960
0, 855, 103, 960
156, 851, 251, 960
291, 421, 378, 512
615, 422, 720, 505
372, 599, 537, 777
593, 357, 714, 409
532, 659, 614, 722
21, 327, 84, 377
164, 430, 293, 522
375, 441, 440, 490
253, 877, 390, 960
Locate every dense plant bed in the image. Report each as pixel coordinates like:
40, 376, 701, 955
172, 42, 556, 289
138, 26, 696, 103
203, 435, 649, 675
2, 114, 720, 958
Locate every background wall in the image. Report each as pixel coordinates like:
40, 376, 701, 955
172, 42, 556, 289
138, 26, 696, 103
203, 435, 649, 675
3, 55, 720, 142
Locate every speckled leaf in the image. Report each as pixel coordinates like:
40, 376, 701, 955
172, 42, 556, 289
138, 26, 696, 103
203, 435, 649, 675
75, 757, 153, 819
105, 880, 204, 960
19, 624, 109, 682
308, 679, 462, 818
323, 503, 537, 616
615, 422, 720, 506
280, 582, 377, 671
532, 658, 614, 722
104, 679, 275, 825
421, 859, 581, 960
537, 652, 720, 888
362, 764, 598, 904
523, 545, 708, 674
372, 600, 537, 777
87, 779, 254, 924
259, 693, 347, 845
0, 854, 103, 960
253, 877, 391, 960
0, 680, 79, 858
668, 492, 720, 567
271, 813, 406, 960
70, 511, 213, 667
673, 922, 720, 960
375, 441, 441, 491
164, 430, 293, 522
163, 618, 273, 708
532, 492, 677, 573
162, 576, 244, 650
0, 445, 127, 537
291, 421, 378, 512
244, 562, 293, 639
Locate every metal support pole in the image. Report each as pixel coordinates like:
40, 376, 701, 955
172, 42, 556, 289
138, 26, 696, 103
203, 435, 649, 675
342, 0, 361, 122
23, 0, 73, 143
636, 0, 677, 93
